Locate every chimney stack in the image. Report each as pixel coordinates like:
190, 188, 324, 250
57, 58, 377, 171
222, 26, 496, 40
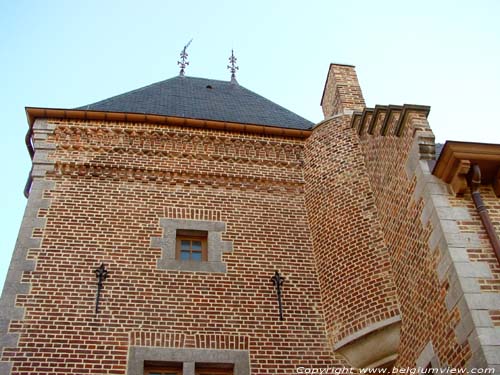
320, 63, 365, 118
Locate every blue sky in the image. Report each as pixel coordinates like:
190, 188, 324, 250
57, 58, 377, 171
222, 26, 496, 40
0, 0, 499, 289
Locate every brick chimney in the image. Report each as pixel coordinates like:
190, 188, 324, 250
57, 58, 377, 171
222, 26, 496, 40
320, 63, 365, 118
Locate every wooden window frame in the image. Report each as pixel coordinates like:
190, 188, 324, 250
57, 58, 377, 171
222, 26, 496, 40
144, 362, 232, 375
144, 365, 182, 375
196, 370, 233, 375
176, 229, 208, 262
195, 363, 233, 375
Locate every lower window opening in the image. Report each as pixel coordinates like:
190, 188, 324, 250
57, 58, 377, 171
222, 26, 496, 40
144, 361, 182, 375
196, 362, 234, 375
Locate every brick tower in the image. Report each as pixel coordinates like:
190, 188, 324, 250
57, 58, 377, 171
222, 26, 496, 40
1, 63, 499, 374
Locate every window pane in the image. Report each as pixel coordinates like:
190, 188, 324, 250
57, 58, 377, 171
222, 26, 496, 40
192, 241, 202, 251
180, 251, 190, 260
191, 252, 202, 261
181, 240, 191, 250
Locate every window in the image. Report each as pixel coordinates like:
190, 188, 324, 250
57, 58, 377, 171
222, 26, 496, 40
146, 370, 181, 375
145, 362, 182, 375
129, 347, 248, 375
153, 219, 233, 273
196, 363, 233, 375
144, 362, 232, 375
176, 230, 208, 261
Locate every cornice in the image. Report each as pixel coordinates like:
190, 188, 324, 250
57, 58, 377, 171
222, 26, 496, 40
351, 104, 430, 137
432, 141, 500, 196
26, 107, 312, 139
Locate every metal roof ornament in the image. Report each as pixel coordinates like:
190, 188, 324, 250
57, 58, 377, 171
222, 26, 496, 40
227, 49, 239, 83
177, 39, 193, 77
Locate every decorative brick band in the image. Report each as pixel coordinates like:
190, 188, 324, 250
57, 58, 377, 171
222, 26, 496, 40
129, 331, 249, 350
0, 119, 55, 374
52, 162, 305, 192
194, 334, 249, 350
130, 331, 187, 348
53, 123, 305, 163
165, 207, 222, 222
152, 219, 233, 273
406, 131, 500, 370
53, 144, 303, 169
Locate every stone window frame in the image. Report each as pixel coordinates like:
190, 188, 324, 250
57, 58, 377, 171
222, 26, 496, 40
152, 219, 233, 273
128, 347, 250, 375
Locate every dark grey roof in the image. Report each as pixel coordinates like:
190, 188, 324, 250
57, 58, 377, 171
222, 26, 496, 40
435, 143, 444, 158
77, 76, 313, 130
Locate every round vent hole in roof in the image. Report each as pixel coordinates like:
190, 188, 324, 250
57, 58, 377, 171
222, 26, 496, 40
206, 85, 213, 89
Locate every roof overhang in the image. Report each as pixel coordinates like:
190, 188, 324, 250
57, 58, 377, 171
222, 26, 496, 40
25, 107, 312, 139
432, 141, 500, 196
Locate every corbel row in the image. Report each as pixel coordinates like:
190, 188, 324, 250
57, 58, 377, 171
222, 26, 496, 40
351, 104, 431, 138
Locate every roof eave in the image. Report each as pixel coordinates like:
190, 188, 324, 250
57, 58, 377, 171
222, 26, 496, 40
432, 140, 500, 196
25, 107, 312, 138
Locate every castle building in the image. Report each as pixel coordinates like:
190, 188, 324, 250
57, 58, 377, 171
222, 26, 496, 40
0, 60, 499, 374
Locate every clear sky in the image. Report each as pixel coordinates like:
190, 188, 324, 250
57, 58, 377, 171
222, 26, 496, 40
0, 0, 499, 289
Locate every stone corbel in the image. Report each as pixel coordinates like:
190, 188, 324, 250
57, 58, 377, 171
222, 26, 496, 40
449, 159, 471, 195
432, 141, 500, 197
334, 316, 401, 369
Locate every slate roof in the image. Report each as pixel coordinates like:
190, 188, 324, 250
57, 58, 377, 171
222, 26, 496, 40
78, 76, 313, 130
435, 143, 444, 158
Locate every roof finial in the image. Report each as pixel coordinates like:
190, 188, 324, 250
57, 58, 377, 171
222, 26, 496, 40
177, 39, 193, 77
227, 49, 239, 83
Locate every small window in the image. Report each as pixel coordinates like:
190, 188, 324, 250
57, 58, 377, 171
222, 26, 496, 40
144, 361, 233, 375
153, 218, 233, 273
144, 361, 182, 375
176, 229, 208, 262
196, 362, 233, 375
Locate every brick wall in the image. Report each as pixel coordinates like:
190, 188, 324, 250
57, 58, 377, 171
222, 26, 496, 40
3, 63, 499, 373
450, 188, 500, 296
354, 110, 474, 367
448, 187, 500, 367
0, 119, 349, 374
303, 114, 400, 349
